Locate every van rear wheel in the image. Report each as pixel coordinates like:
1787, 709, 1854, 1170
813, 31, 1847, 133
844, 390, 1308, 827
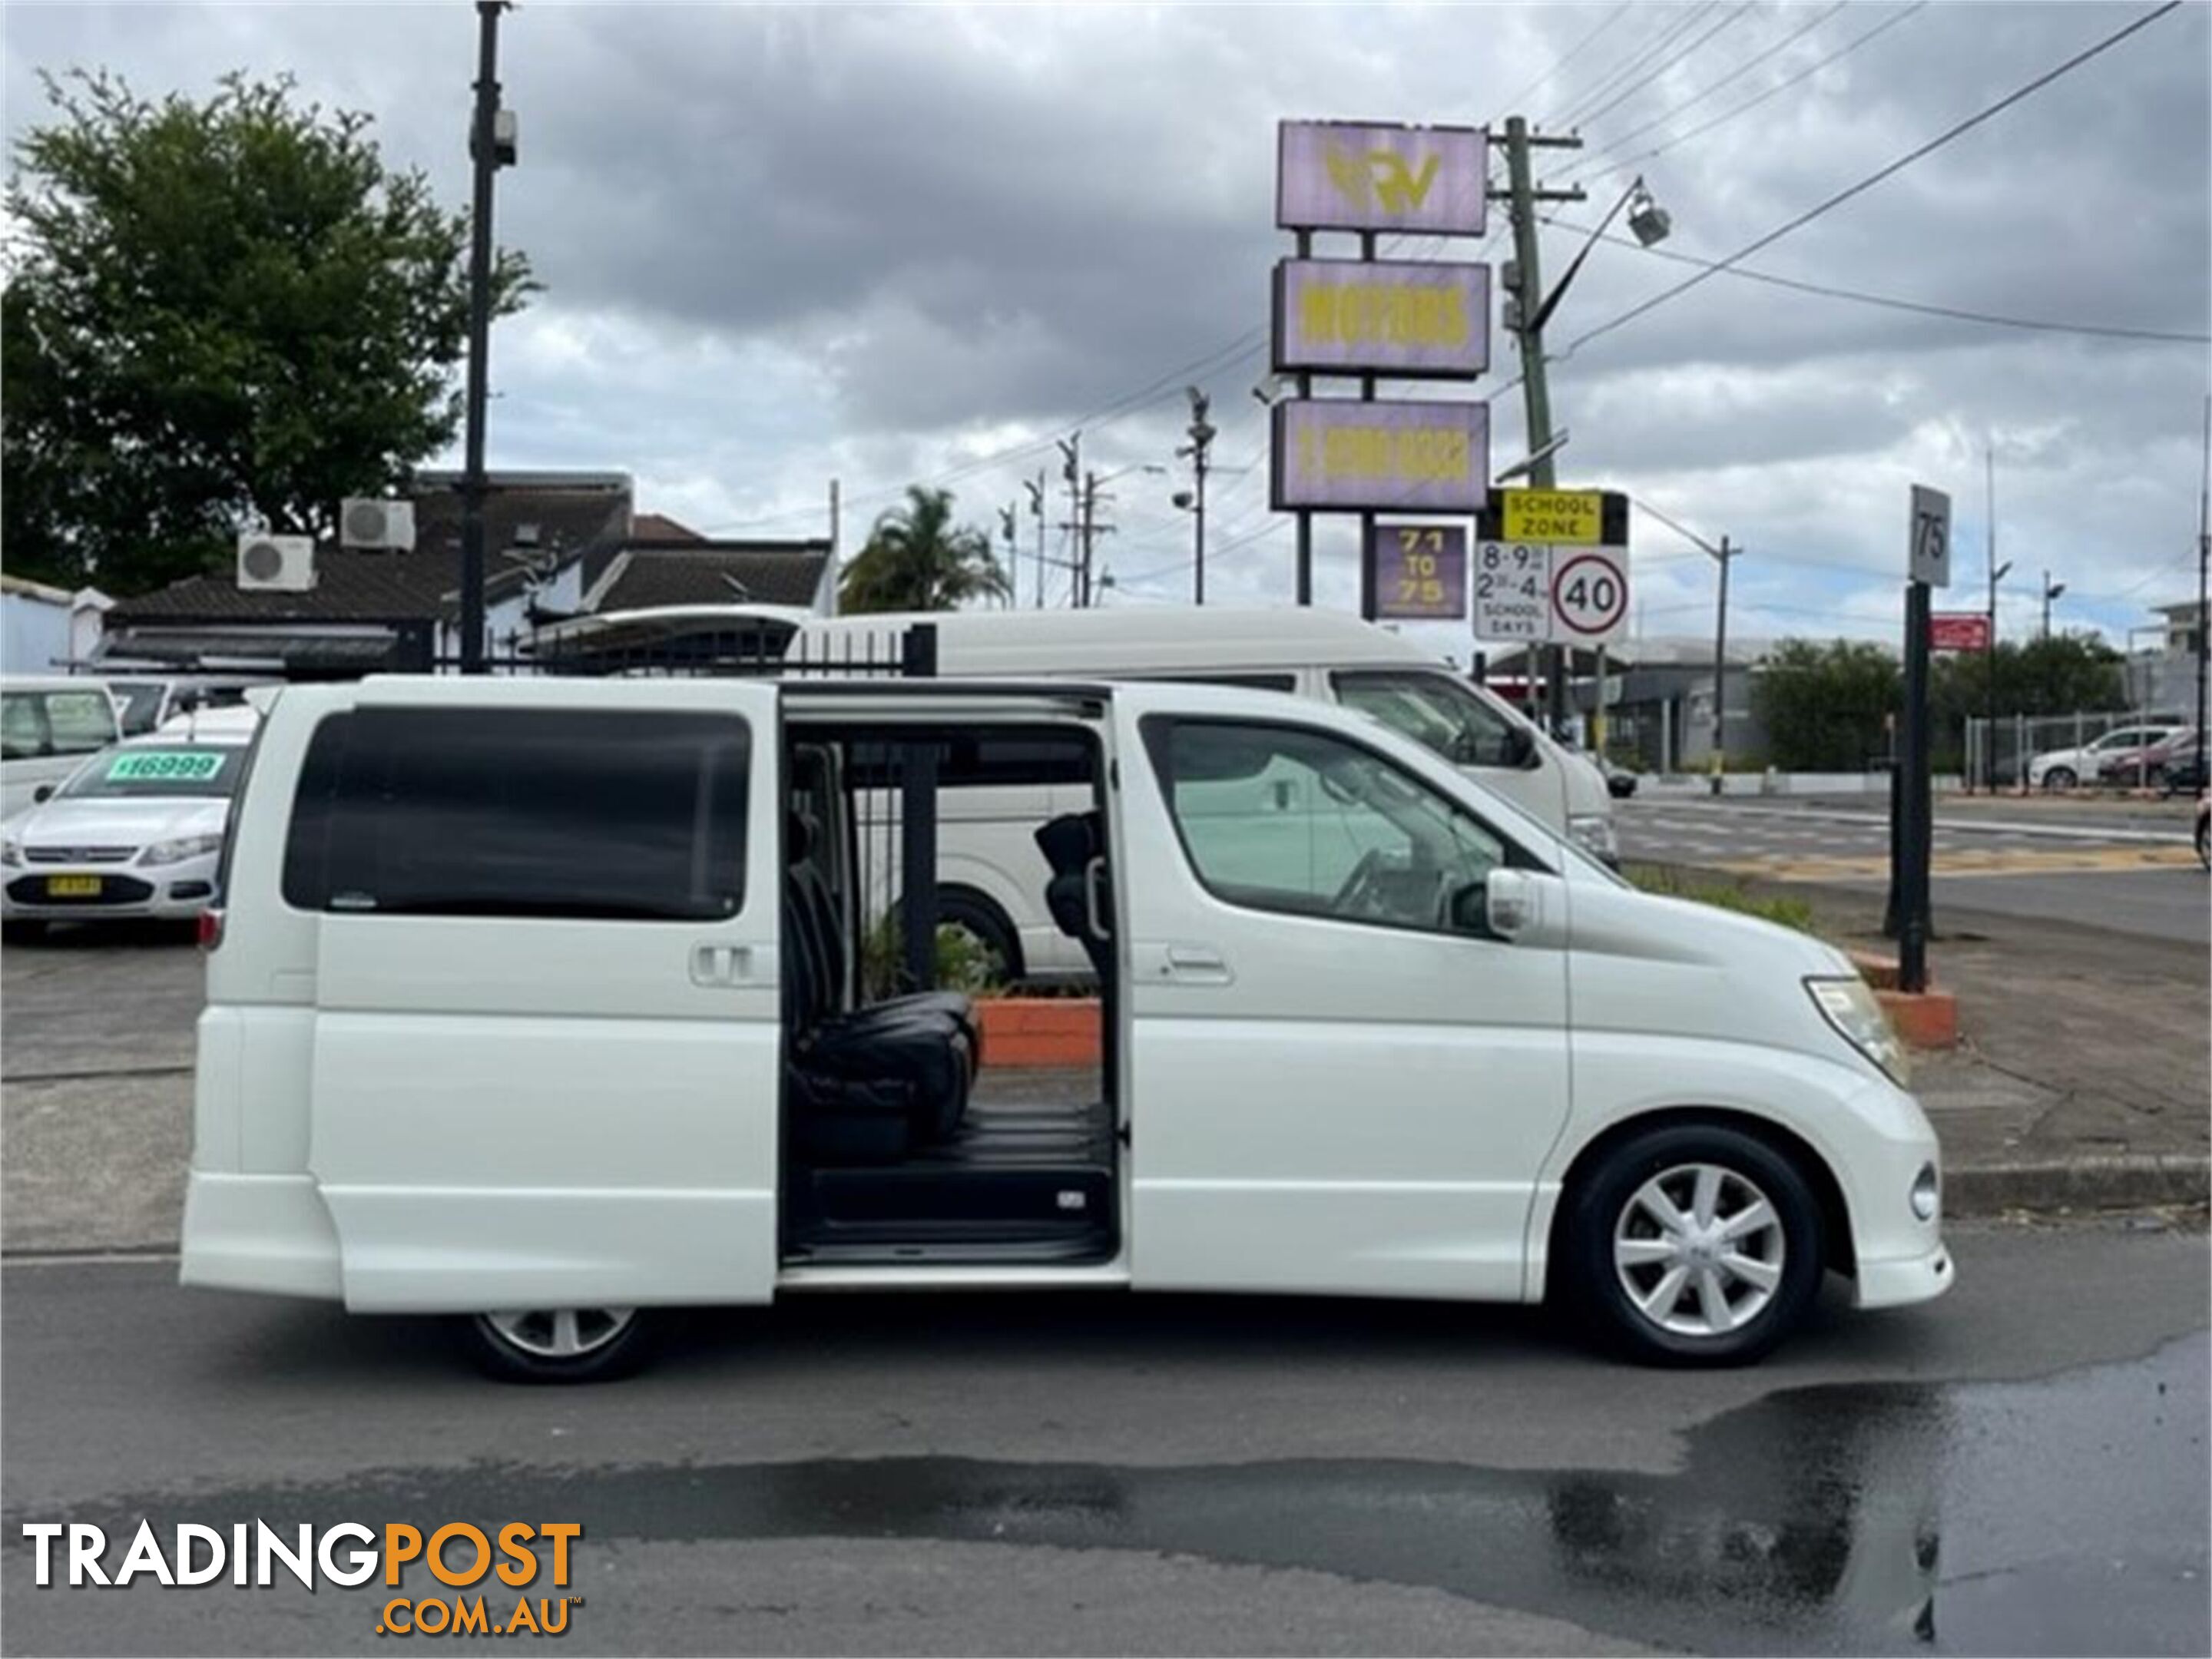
1562, 1124, 1823, 1367
462, 1306, 651, 1383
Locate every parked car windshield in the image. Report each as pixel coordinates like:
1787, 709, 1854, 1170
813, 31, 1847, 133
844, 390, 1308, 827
58, 745, 244, 800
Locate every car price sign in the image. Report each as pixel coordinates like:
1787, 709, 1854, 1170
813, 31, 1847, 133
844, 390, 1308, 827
1550, 546, 1629, 644
1473, 541, 1550, 639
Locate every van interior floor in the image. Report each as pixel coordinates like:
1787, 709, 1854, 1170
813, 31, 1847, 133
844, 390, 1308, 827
785, 1068, 1118, 1264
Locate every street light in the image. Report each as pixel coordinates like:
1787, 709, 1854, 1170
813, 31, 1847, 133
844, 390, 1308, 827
1626, 179, 1672, 248
2041, 571, 2066, 640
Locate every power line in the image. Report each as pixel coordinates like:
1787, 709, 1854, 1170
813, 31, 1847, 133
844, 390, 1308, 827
1555, 2, 2185, 364
1550, 2, 1723, 130
1574, 2, 1930, 189
1571, 2, 1760, 135
1565, 2, 1850, 176
1493, 1, 1637, 114
1538, 211, 2211, 346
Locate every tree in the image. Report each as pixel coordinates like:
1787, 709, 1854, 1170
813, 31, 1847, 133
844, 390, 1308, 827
1930, 633, 2127, 731
838, 485, 1012, 614
1754, 639, 1901, 771
2, 70, 534, 594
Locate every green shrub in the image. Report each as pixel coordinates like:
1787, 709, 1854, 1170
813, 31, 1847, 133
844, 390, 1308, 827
1627, 866, 1820, 934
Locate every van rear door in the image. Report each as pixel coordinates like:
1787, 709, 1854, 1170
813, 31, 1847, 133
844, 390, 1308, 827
286, 678, 782, 1313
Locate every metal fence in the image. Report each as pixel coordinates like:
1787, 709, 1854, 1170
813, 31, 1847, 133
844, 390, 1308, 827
1965, 707, 2201, 792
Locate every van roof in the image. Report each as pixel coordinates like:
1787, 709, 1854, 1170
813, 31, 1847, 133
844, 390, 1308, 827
795, 607, 1439, 674
1, 675, 111, 692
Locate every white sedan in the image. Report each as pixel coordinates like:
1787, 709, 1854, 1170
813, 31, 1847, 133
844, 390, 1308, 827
1, 728, 255, 935
2025, 724, 2185, 790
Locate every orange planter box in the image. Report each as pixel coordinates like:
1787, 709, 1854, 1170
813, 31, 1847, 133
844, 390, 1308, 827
977, 998, 1101, 1068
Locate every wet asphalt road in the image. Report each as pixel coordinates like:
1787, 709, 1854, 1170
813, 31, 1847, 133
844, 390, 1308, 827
2, 1221, 2205, 1656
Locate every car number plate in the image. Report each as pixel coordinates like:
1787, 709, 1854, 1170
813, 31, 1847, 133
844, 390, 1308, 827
47, 876, 102, 898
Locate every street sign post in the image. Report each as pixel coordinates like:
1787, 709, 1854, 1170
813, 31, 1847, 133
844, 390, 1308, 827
1370, 524, 1467, 620
1892, 482, 1950, 992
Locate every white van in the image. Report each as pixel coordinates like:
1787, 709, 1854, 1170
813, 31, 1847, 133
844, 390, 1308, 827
793, 609, 1620, 982
2, 676, 121, 820
181, 674, 1949, 1381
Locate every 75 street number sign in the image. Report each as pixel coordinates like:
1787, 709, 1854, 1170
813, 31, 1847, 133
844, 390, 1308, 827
1474, 541, 1628, 645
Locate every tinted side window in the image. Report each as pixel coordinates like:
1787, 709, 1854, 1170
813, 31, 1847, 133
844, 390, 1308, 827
283, 707, 750, 921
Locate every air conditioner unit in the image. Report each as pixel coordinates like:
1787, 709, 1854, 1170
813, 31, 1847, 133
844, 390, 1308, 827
339, 498, 416, 550
237, 534, 316, 592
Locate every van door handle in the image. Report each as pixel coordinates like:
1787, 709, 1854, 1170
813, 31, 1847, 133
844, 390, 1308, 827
690, 943, 771, 987
1083, 856, 1113, 941
1163, 944, 1232, 985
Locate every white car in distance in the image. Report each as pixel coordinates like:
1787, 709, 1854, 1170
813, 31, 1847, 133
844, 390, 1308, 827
1, 727, 256, 937
2025, 723, 2185, 790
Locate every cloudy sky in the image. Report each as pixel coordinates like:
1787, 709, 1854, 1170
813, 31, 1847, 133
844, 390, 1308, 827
6, 1, 2207, 661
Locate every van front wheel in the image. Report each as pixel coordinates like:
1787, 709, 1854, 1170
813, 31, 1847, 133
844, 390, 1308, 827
1562, 1124, 1823, 1367
462, 1306, 651, 1383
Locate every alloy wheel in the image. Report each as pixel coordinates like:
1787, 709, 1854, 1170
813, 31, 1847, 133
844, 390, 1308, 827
479, 1306, 637, 1360
1612, 1164, 1786, 1339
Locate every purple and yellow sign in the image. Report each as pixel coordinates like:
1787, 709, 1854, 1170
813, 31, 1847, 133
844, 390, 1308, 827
1273, 259, 1490, 379
1270, 399, 1490, 515
1371, 524, 1467, 621
1277, 121, 1488, 237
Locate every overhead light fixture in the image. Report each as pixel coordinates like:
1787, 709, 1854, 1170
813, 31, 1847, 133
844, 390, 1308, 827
1627, 180, 1672, 248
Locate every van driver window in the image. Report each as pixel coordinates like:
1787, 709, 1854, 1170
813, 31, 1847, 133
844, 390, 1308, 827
1148, 718, 1505, 934
1331, 671, 1522, 769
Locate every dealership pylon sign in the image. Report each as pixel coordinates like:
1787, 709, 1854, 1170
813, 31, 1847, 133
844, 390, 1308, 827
1272, 120, 1494, 618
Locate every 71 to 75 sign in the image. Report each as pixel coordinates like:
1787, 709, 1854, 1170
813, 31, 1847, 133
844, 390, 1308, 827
1474, 541, 1629, 645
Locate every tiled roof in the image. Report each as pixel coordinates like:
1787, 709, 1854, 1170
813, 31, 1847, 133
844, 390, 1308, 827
111, 476, 632, 624
629, 512, 704, 544
592, 542, 830, 612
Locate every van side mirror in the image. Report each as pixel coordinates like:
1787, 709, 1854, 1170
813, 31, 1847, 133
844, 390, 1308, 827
1502, 725, 1537, 768
1452, 869, 1537, 940
32, 785, 54, 804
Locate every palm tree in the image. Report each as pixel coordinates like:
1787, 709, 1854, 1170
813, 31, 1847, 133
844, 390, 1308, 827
837, 485, 1012, 614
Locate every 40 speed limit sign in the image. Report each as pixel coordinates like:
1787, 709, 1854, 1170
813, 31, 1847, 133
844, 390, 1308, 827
1473, 541, 1629, 644
1549, 547, 1628, 644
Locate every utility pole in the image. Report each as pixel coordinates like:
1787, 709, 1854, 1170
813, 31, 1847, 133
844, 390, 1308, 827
459, 0, 515, 674
1710, 537, 1737, 794
1023, 472, 1047, 609
2197, 395, 2209, 789
1494, 117, 1588, 733
1057, 435, 1081, 608
827, 477, 841, 616
998, 504, 1018, 609
1982, 445, 2009, 792
1178, 388, 1215, 606
2040, 569, 2065, 641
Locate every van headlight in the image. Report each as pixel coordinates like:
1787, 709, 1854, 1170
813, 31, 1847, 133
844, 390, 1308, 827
141, 833, 223, 866
1568, 813, 1618, 863
1806, 976, 1909, 1086
0, 837, 19, 868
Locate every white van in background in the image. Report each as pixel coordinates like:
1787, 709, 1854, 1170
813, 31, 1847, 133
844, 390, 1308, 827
792, 608, 1618, 981
2, 677, 121, 820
